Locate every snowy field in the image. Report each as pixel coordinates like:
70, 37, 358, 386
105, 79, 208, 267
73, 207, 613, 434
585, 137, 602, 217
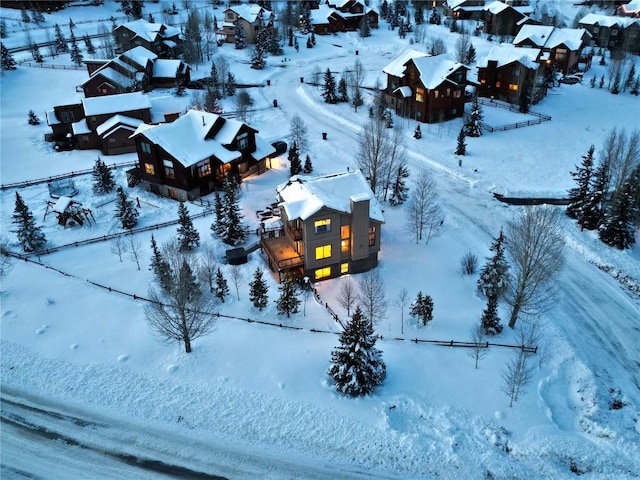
1, 1, 640, 479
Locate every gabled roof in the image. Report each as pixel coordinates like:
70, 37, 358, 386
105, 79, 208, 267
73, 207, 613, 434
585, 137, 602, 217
82, 92, 152, 116
513, 25, 589, 51
122, 45, 157, 66
579, 13, 631, 28
382, 49, 429, 77
132, 109, 252, 167
225, 4, 271, 23
411, 55, 468, 89
477, 45, 541, 70
276, 170, 384, 223
310, 4, 342, 24
80, 67, 132, 89
153, 59, 182, 78
484, 1, 509, 14
96, 114, 144, 137
116, 19, 180, 42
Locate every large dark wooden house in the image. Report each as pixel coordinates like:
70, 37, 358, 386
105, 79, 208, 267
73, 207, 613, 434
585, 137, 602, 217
131, 110, 275, 201
482, 1, 534, 38
217, 4, 275, 45
311, 0, 378, 34
113, 19, 182, 58
383, 50, 468, 123
579, 13, 640, 54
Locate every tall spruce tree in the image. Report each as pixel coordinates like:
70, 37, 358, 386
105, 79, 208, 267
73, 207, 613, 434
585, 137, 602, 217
114, 186, 139, 229
28, 110, 41, 125
234, 20, 246, 49
455, 128, 466, 156
1, 43, 17, 72
12, 192, 46, 252
54, 23, 68, 53
220, 175, 247, 245
276, 274, 300, 317
389, 164, 410, 206
464, 98, 483, 137
410, 291, 434, 326
214, 267, 230, 302
327, 306, 386, 396
249, 266, 269, 310
566, 145, 595, 221
338, 77, 349, 103
480, 293, 503, 335
149, 234, 171, 291
176, 202, 200, 251
598, 166, 639, 249
211, 190, 225, 237
30, 43, 43, 62
92, 157, 115, 194
83, 34, 96, 55
322, 68, 337, 104
303, 154, 313, 174
288, 141, 302, 176
581, 155, 611, 230
476, 228, 510, 299
69, 31, 83, 66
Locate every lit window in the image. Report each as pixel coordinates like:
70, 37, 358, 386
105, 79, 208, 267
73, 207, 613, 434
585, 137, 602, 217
341, 263, 349, 274
314, 219, 331, 234
341, 225, 350, 239
509, 84, 518, 91
434, 90, 439, 99
495, 81, 501, 88
453, 90, 461, 98
368, 226, 376, 247
415, 87, 425, 103
341, 239, 349, 253
315, 267, 331, 280
198, 162, 211, 176
144, 162, 155, 175
555, 48, 567, 60
163, 159, 175, 179
140, 141, 151, 154
480, 79, 486, 84
237, 133, 248, 151
315, 244, 332, 260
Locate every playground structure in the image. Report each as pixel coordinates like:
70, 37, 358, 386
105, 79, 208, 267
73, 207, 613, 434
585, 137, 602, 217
44, 196, 95, 228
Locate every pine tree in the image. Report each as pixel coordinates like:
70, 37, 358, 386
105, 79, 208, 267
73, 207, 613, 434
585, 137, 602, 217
611, 70, 621, 94
476, 228, 510, 299
455, 128, 466, 156
480, 292, 503, 335
631, 77, 640, 96
12, 192, 46, 252
566, 145, 595, 221
276, 274, 300, 317
623, 64, 636, 92
54, 23, 68, 53
306, 35, 313, 49
288, 142, 302, 176
249, 266, 269, 310
214, 267, 230, 302
590, 76, 596, 88
598, 166, 639, 249
176, 202, 200, 251
234, 20, 246, 49
465, 43, 476, 64
211, 190, 225, 237
410, 292, 434, 326
149, 234, 171, 291
0, 19, 6, 39
322, 68, 337, 104
464, 98, 482, 137
130, 0, 144, 20
1, 43, 17, 72
250, 45, 265, 69
389, 165, 410, 206
225, 72, 236, 97
114, 186, 139, 229
303, 154, 313, 174
413, 124, 422, 139
352, 86, 363, 111
92, 157, 115, 194
338, 77, 349, 103
327, 306, 386, 396
28, 110, 40, 125
220, 175, 247, 245
174, 77, 186, 96
599, 75, 605, 88
581, 156, 610, 230
30, 43, 43, 63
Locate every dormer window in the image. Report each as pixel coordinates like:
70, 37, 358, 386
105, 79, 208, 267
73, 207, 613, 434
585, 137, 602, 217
237, 133, 248, 151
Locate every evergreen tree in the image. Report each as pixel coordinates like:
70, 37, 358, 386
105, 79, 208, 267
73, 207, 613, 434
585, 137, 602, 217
465, 43, 476, 64
21, 6, 30, 24
464, 98, 482, 137
275, 274, 300, 317
338, 77, 349, 102
214, 267, 229, 302
225, 72, 236, 97
590, 75, 596, 88
455, 128, 466, 156
130, 0, 144, 20
480, 292, 503, 335
327, 306, 386, 396
389, 164, 410, 206
581, 156, 611, 230
220, 175, 247, 245
211, 189, 225, 237
92, 157, 115, 194
311, 32, 316, 46
250, 45, 265, 69
519, 78, 532, 113
12, 192, 46, 252
148, 12, 155, 23
234, 20, 247, 49
54, 23, 68, 53
209, 62, 221, 98
476, 228, 510, 299
288, 141, 302, 176
306, 35, 313, 49
114, 186, 139, 229
68, 17, 75, 31
0, 19, 6, 39
566, 145, 595, 221
303, 154, 313, 174
623, 64, 636, 92
32, 9, 45, 24
1, 43, 17, 72
149, 234, 171, 291
176, 202, 200, 251
599, 75, 605, 88
632, 76, 640, 96
598, 166, 639, 249
410, 292, 434, 326
28, 110, 40, 125
413, 124, 422, 139
352, 86, 363, 111
30, 43, 43, 62
611, 70, 621, 94
380, 0, 389, 19
174, 77, 186, 96
322, 68, 337, 104
249, 266, 269, 311
69, 31, 83, 67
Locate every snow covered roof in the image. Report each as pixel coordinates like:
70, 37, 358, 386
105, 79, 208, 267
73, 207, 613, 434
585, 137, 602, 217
513, 26, 589, 51
149, 95, 188, 123
382, 49, 428, 77
477, 45, 541, 70
252, 134, 276, 161
393, 86, 413, 97
71, 120, 91, 135
579, 13, 631, 28
276, 170, 384, 223
483, 1, 509, 14
153, 59, 181, 78
82, 92, 152, 116
310, 4, 339, 24
119, 19, 180, 42
446, 0, 470, 9
226, 4, 270, 23
411, 56, 467, 90
80, 67, 132, 88
122, 46, 157, 66
132, 110, 248, 167
95, 114, 144, 137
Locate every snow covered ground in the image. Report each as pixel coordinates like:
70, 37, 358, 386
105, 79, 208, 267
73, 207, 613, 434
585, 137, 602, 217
1, 1, 640, 479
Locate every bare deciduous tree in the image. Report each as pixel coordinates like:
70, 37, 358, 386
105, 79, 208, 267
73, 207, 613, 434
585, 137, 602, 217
427, 37, 447, 56
468, 324, 488, 369
199, 244, 217, 293
0, 236, 13, 280
336, 275, 357, 316
602, 128, 640, 197
145, 240, 218, 353
355, 115, 394, 197
357, 269, 387, 325
289, 114, 308, 154
455, 29, 471, 64
393, 287, 410, 335
505, 206, 565, 329
502, 349, 535, 407
405, 169, 444, 244
110, 235, 128, 262
127, 234, 142, 271
230, 264, 242, 300
380, 126, 407, 202
235, 90, 253, 122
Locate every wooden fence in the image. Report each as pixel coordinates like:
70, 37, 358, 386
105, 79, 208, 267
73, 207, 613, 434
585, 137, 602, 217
477, 97, 551, 132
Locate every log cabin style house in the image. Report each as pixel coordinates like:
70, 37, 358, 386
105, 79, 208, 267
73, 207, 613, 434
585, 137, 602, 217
310, 0, 379, 34
113, 19, 182, 58
260, 170, 384, 282
131, 109, 275, 201
579, 13, 640, 55
383, 50, 468, 123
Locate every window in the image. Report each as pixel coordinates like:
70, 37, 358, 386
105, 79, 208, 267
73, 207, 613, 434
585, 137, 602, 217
555, 48, 567, 60
415, 87, 425, 103
163, 159, 175, 179
593, 27, 599, 34
495, 81, 501, 88
446, 88, 451, 97
144, 162, 155, 175
315, 267, 331, 280
611, 29, 618, 37
453, 90, 461, 98
237, 133, 248, 151
227, 12, 234, 21
198, 161, 211, 176
341, 239, 350, 253
314, 219, 331, 234
341, 263, 349, 274
315, 245, 332, 260
60, 111, 75, 123
140, 141, 151, 154
434, 90, 439, 99
341, 225, 350, 253
368, 226, 376, 247
509, 84, 518, 91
